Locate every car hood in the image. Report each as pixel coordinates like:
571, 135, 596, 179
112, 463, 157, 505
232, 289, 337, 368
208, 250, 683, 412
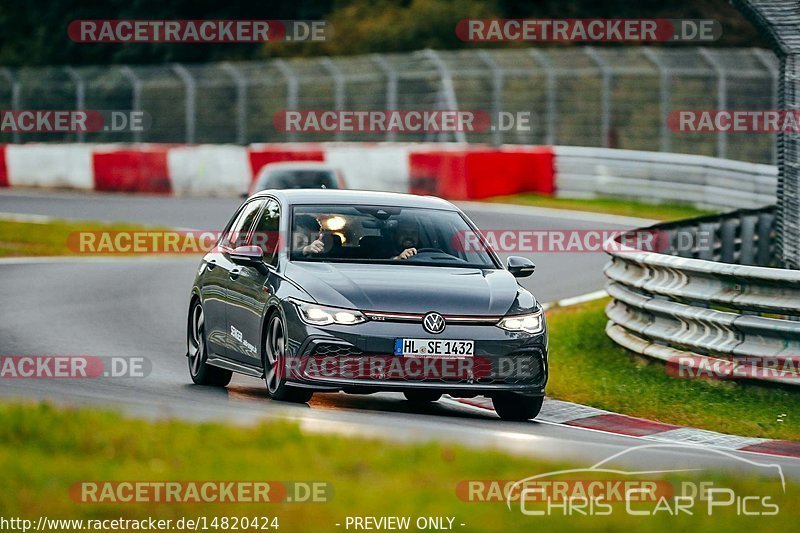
284, 262, 528, 315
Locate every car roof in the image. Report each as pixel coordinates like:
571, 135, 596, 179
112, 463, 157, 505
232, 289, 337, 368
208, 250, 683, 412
251, 189, 458, 210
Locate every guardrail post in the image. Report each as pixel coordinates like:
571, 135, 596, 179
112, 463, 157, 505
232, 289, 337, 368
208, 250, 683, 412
320, 58, 346, 142
273, 59, 298, 143
0, 68, 21, 143
221, 62, 247, 145
529, 50, 557, 145
757, 212, 774, 266
119, 66, 142, 143
64, 67, 86, 143
422, 49, 466, 143
172, 64, 196, 144
642, 48, 672, 153
371, 54, 398, 142
752, 48, 779, 165
584, 47, 612, 148
478, 50, 504, 146
699, 48, 727, 159
739, 214, 756, 265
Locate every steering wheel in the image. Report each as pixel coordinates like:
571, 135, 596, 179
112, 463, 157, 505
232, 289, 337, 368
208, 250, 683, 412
413, 247, 446, 254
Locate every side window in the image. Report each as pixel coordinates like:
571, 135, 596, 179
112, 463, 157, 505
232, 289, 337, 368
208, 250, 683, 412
221, 200, 263, 250
252, 199, 281, 265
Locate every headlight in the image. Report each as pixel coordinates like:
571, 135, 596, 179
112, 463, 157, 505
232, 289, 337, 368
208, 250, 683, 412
496, 310, 544, 334
292, 299, 367, 326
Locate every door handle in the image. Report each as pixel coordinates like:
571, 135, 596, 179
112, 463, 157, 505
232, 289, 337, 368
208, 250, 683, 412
229, 268, 241, 280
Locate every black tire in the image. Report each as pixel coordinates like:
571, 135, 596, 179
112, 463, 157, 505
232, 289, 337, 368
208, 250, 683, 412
187, 300, 233, 387
403, 390, 442, 403
492, 394, 543, 421
263, 312, 313, 403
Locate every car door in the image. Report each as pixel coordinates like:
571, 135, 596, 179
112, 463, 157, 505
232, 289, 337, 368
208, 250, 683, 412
204, 199, 264, 359
225, 198, 282, 366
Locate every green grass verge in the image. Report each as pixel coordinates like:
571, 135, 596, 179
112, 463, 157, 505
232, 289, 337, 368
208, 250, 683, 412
0, 219, 188, 257
0, 402, 795, 531
486, 194, 716, 221
547, 299, 799, 441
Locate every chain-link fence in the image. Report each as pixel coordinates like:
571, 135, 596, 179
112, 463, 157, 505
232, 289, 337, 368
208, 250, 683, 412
0, 46, 779, 164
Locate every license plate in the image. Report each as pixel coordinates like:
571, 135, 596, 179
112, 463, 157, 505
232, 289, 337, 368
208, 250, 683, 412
394, 339, 474, 357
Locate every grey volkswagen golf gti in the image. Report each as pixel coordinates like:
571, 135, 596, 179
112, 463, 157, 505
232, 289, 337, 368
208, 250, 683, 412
186, 189, 547, 420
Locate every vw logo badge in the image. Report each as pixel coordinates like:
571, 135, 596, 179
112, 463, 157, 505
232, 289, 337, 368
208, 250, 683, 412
422, 312, 446, 334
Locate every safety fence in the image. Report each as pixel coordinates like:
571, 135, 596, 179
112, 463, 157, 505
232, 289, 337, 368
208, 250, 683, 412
604, 207, 800, 386
0, 47, 779, 164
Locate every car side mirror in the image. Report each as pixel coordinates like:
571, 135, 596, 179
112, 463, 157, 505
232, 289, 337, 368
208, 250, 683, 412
506, 256, 535, 278
229, 245, 264, 267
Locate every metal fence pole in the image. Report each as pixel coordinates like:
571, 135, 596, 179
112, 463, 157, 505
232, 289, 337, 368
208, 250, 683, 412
529, 50, 557, 145
642, 48, 672, 153
478, 50, 504, 146
699, 48, 728, 159
119, 67, 142, 143
221, 62, 247, 145
273, 59, 298, 143
584, 47, 612, 148
422, 49, 466, 143
320, 58, 345, 142
172, 64, 196, 144
371, 54, 397, 142
64, 67, 86, 143
0, 68, 21, 143
752, 48, 779, 165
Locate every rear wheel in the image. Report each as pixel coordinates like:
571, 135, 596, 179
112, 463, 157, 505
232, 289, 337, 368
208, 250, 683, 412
403, 391, 442, 403
187, 301, 232, 387
492, 394, 543, 421
264, 312, 313, 403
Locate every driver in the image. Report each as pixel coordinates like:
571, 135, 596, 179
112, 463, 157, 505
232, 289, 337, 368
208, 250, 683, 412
295, 214, 325, 256
392, 220, 419, 260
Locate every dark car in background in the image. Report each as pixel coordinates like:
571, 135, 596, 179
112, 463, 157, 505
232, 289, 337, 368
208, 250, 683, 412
246, 162, 345, 196
186, 190, 547, 420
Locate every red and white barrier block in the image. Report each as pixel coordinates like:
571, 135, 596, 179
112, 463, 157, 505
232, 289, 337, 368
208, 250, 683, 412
0, 142, 556, 201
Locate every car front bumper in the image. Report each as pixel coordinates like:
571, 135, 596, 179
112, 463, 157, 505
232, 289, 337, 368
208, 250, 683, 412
282, 304, 548, 396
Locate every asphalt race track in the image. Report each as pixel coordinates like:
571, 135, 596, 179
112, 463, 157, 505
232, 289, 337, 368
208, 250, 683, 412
1, 189, 798, 479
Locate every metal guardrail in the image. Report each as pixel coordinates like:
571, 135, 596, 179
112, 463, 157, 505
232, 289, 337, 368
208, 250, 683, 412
553, 146, 778, 210
604, 207, 800, 385
0, 47, 780, 164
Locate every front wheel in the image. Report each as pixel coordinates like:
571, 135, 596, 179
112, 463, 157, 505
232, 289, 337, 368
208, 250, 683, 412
187, 301, 232, 387
263, 312, 313, 403
492, 394, 543, 421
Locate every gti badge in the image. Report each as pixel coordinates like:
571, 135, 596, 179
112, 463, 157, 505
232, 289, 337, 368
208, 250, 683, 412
422, 312, 446, 334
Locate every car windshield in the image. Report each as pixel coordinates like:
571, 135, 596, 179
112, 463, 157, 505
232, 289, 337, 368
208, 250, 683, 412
259, 170, 338, 190
290, 205, 497, 268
